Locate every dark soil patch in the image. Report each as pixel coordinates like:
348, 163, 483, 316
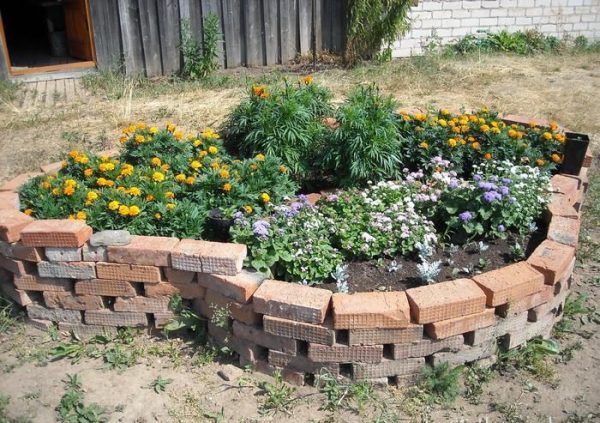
322, 221, 548, 294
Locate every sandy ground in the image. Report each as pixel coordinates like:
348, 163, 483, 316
0, 53, 599, 422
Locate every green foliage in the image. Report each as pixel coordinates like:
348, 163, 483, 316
149, 376, 174, 394
223, 79, 332, 177
463, 365, 494, 404
345, 0, 412, 65
180, 14, 221, 80
324, 85, 404, 186
0, 394, 33, 423
56, 374, 105, 423
0, 295, 19, 334
420, 363, 463, 403
163, 294, 207, 342
316, 369, 377, 413
445, 30, 564, 55
256, 371, 296, 415
497, 337, 559, 383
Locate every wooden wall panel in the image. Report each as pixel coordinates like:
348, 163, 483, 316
89, 0, 123, 71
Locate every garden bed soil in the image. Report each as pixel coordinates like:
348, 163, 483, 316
322, 223, 547, 294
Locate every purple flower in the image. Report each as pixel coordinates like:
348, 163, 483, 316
252, 220, 270, 239
298, 194, 309, 203
483, 191, 502, 203
490, 175, 499, 182
448, 179, 460, 189
459, 211, 473, 222
502, 178, 512, 185
500, 186, 510, 196
473, 174, 482, 182
497, 224, 506, 232
327, 194, 339, 202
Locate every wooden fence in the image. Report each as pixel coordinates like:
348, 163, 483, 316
89, 0, 347, 76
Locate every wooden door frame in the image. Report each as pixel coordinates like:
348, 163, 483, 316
0, 0, 97, 77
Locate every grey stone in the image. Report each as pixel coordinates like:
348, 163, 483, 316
37, 261, 96, 279
90, 230, 131, 247
82, 244, 108, 262
26, 305, 82, 323
45, 247, 82, 262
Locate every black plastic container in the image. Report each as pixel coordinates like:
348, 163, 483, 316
206, 209, 233, 242
561, 132, 589, 175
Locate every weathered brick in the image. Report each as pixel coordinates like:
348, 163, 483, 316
425, 308, 496, 340
114, 296, 171, 313
43, 291, 104, 310
503, 313, 554, 349
547, 215, 581, 247
494, 312, 529, 337
0, 209, 34, 243
550, 174, 580, 205
527, 240, 576, 285
13, 274, 72, 291
27, 304, 82, 323
232, 321, 297, 354
528, 285, 570, 322
308, 343, 383, 363
153, 312, 176, 328
473, 262, 544, 307
38, 261, 96, 279
431, 342, 496, 366
75, 279, 137, 297
496, 285, 554, 317
147, 280, 205, 300
85, 310, 148, 327
0, 280, 33, 306
163, 268, 196, 284
583, 147, 593, 168
40, 161, 63, 175
197, 270, 264, 303
107, 235, 179, 266
82, 244, 107, 262
268, 350, 339, 376
96, 262, 160, 283
0, 256, 34, 276
21, 219, 92, 247
171, 239, 246, 275
194, 290, 261, 325
0, 173, 40, 192
45, 247, 82, 262
264, 315, 335, 345
26, 317, 54, 331
353, 357, 425, 380
348, 324, 424, 346
547, 193, 579, 219
391, 335, 464, 359
58, 322, 118, 339
90, 230, 131, 247
0, 192, 19, 210
332, 291, 410, 329
9, 243, 44, 262
406, 279, 486, 324
252, 280, 331, 324
249, 360, 306, 386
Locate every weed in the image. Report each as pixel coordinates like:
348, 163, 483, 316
420, 363, 462, 403
148, 376, 174, 394
0, 393, 33, 423
103, 345, 138, 371
0, 295, 19, 334
497, 338, 559, 384
491, 400, 525, 423
556, 341, 583, 363
163, 295, 207, 342
554, 293, 597, 337
256, 371, 297, 415
315, 369, 377, 413
209, 305, 231, 329
56, 374, 105, 423
463, 365, 493, 404
203, 407, 226, 422
47, 324, 60, 341
180, 14, 221, 80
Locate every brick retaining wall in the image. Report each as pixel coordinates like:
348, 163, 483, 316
0, 122, 594, 386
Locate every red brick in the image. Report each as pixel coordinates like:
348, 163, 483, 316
197, 270, 264, 303
43, 291, 104, 311
107, 235, 179, 267
0, 209, 34, 243
0, 173, 41, 192
163, 268, 195, 284
353, 358, 425, 379
550, 174, 580, 205
0, 280, 33, 306
268, 350, 339, 375
144, 281, 205, 299
10, 243, 44, 262
75, 279, 136, 297
249, 360, 306, 386
195, 289, 260, 325
263, 315, 335, 345
348, 324, 423, 346
0, 256, 34, 276
473, 262, 544, 307
114, 296, 171, 313
85, 310, 148, 327
431, 342, 495, 366
547, 215, 581, 247
252, 280, 331, 324
96, 262, 161, 283
40, 161, 63, 175
332, 291, 410, 329
391, 335, 464, 359
308, 343, 383, 363
13, 274, 71, 291
496, 285, 554, 317
232, 321, 297, 354
583, 147, 593, 168
547, 193, 578, 219
406, 279, 486, 324
0, 192, 19, 210
425, 308, 496, 340
500, 114, 550, 127
527, 239, 576, 285
171, 239, 246, 275
21, 219, 92, 247
58, 322, 118, 339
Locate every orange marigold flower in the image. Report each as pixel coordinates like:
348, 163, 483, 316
484, 152, 492, 160
76, 211, 87, 220
542, 132, 553, 141
154, 212, 162, 220
223, 183, 232, 192
419, 142, 429, 150
63, 186, 75, 196
447, 138, 457, 148
472, 142, 481, 150
84, 168, 94, 177
185, 176, 195, 185
551, 153, 562, 163
302, 75, 313, 85
128, 205, 140, 217
536, 159, 546, 166
151, 157, 162, 167
23, 208, 33, 216
135, 135, 145, 143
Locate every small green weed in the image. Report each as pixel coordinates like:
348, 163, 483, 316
463, 365, 493, 404
497, 338, 559, 384
180, 14, 221, 80
491, 401, 525, 423
316, 369, 377, 413
103, 345, 139, 371
256, 371, 297, 416
0, 295, 19, 334
554, 293, 598, 337
163, 295, 207, 342
556, 341, 583, 363
148, 376, 173, 394
209, 305, 231, 329
56, 374, 105, 423
420, 363, 462, 403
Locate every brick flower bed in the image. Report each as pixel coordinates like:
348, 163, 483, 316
0, 124, 594, 387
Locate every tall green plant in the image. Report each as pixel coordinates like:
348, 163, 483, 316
344, 0, 412, 65
180, 14, 221, 80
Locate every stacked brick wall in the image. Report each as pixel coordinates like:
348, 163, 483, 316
0, 120, 593, 386
392, 0, 600, 57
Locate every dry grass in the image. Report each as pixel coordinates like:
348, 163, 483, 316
1, 52, 599, 183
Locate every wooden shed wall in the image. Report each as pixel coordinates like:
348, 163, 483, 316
89, 0, 346, 76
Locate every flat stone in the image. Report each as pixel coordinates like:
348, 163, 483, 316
37, 261, 96, 279
89, 230, 131, 247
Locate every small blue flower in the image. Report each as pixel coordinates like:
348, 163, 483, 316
473, 174, 482, 182
459, 211, 473, 222
497, 224, 506, 232
483, 191, 502, 203
500, 186, 510, 196
252, 220, 270, 239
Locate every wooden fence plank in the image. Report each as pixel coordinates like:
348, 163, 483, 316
117, 0, 145, 74
157, 0, 181, 75
244, 0, 264, 66
278, 0, 297, 63
330, 0, 345, 53
313, 0, 322, 52
222, 0, 243, 68
298, 0, 312, 54
89, 0, 123, 71
201, 0, 225, 67
138, 0, 162, 76
0, 11, 10, 78
262, 0, 279, 65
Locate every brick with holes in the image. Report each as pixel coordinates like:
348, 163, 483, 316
95, 262, 160, 283
20, 219, 92, 247
332, 291, 410, 329
473, 262, 544, 307
0, 209, 34, 243
85, 309, 148, 327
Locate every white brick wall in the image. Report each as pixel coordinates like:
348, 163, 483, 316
392, 0, 600, 57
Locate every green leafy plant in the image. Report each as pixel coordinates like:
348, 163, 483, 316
497, 337, 559, 383
316, 369, 376, 413
180, 14, 221, 80
163, 294, 207, 342
149, 376, 174, 394
324, 85, 404, 186
463, 365, 493, 404
445, 29, 565, 56
420, 363, 463, 403
256, 371, 296, 415
56, 374, 105, 423
0, 295, 19, 334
